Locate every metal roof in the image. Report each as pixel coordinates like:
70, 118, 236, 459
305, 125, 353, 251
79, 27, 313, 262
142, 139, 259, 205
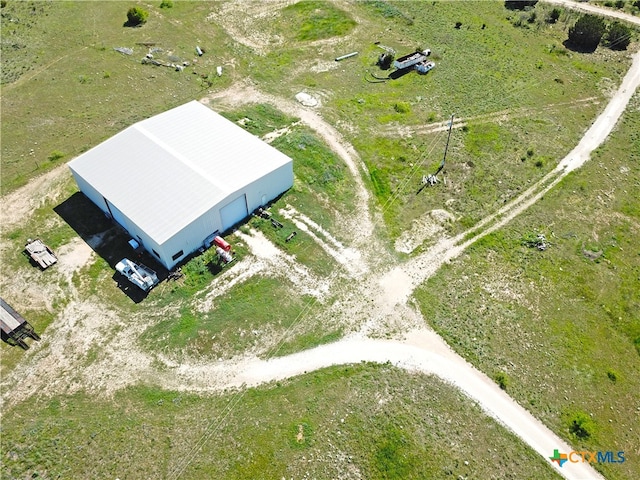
68, 101, 293, 244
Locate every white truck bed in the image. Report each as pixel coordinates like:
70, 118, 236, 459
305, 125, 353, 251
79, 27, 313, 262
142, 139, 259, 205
116, 258, 159, 291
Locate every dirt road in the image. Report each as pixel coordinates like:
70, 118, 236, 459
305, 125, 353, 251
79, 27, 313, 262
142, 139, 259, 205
221, 331, 604, 480
545, 0, 640, 26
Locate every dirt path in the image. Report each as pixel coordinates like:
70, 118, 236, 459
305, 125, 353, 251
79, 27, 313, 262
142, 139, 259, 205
0, 164, 71, 230
380, 96, 601, 138
544, 0, 640, 25
217, 331, 603, 480
166, 44, 639, 480
202, 84, 377, 253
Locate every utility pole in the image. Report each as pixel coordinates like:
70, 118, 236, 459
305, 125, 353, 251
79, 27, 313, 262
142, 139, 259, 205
441, 113, 455, 169
421, 114, 454, 188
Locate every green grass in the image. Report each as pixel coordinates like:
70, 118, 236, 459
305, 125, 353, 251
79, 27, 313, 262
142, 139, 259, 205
281, 1, 357, 41
141, 276, 315, 358
0, 364, 561, 479
413, 93, 640, 480
248, 214, 337, 278
0, 0, 235, 194
272, 127, 356, 216
220, 103, 298, 137
355, 100, 602, 239
2, 1, 639, 475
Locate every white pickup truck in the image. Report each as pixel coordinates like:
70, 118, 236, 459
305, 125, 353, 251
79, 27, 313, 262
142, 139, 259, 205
115, 258, 159, 291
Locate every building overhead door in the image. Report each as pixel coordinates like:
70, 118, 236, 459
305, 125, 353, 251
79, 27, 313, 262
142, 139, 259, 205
104, 198, 129, 231
220, 194, 248, 231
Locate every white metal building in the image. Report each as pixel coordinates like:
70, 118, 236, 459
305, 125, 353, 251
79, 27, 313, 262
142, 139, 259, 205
68, 101, 294, 269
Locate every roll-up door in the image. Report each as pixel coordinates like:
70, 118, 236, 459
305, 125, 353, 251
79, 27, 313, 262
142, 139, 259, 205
104, 198, 129, 231
220, 194, 248, 231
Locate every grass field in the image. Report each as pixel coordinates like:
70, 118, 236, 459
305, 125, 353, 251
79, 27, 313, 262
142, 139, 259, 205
414, 92, 640, 480
2, 1, 639, 478
141, 275, 316, 358
1, 0, 236, 193
0, 363, 561, 480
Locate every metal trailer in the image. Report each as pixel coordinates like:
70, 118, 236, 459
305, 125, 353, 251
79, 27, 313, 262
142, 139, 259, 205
393, 49, 431, 70
0, 298, 40, 350
25, 238, 57, 269
415, 60, 436, 74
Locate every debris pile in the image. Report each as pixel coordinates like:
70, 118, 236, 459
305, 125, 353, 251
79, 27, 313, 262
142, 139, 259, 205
522, 233, 550, 251
295, 92, 318, 107
114, 47, 133, 55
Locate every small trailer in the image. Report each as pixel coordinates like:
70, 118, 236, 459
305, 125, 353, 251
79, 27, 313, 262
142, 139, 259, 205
415, 60, 436, 74
25, 238, 57, 269
0, 298, 40, 350
115, 258, 159, 292
393, 49, 431, 70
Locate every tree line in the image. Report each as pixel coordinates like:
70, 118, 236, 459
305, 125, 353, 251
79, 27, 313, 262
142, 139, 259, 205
505, 0, 633, 51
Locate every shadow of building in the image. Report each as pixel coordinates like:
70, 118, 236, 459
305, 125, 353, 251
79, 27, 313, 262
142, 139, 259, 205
54, 192, 168, 303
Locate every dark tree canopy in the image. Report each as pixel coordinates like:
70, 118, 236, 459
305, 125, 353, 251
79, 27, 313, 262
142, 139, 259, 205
126, 6, 148, 26
607, 22, 631, 50
505, 0, 538, 10
547, 7, 561, 23
567, 14, 606, 51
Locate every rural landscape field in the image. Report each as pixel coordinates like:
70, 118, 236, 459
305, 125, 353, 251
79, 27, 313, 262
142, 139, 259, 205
1, 1, 639, 479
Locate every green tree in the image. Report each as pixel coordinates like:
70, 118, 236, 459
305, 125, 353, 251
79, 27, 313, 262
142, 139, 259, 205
126, 6, 149, 26
568, 411, 596, 439
567, 14, 606, 51
505, 0, 538, 10
607, 21, 631, 50
547, 7, 561, 23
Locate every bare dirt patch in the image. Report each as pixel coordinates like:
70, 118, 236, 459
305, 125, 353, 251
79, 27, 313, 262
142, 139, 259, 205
205, 1, 295, 55
55, 237, 95, 281
0, 164, 71, 229
394, 209, 455, 254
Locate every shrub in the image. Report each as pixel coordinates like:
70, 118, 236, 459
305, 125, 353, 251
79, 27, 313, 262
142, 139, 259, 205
393, 102, 410, 114
126, 6, 149, 26
547, 7, 561, 23
48, 151, 65, 162
505, 0, 538, 10
567, 14, 606, 51
615, 0, 625, 8
606, 369, 619, 382
160, 0, 173, 8
606, 21, 631, 50
568, 411, 596, 439
495, 372, 510, 390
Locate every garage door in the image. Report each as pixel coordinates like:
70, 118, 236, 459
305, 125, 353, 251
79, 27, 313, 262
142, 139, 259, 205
220, 194, 248, 231
105, 198, 129, 231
